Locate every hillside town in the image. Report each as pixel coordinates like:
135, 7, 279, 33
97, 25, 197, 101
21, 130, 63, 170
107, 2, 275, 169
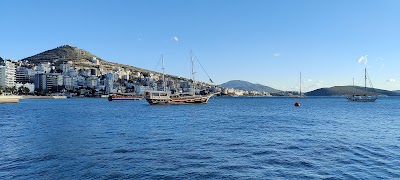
0, 49, 273, 97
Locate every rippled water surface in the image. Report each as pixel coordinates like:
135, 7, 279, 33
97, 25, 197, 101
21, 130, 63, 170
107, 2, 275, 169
1, 97, 400, 179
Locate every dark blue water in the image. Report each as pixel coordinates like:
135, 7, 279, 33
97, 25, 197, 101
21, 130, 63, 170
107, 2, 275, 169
1, 97, 399, 179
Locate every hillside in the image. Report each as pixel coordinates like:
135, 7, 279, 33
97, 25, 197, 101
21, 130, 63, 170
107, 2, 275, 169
21, 45, 206, 83
21, 45, 153, 74
306, 86, 400, 96
18, 45, 218, 86
220, 80, 281, 93
22, 45, 104, 65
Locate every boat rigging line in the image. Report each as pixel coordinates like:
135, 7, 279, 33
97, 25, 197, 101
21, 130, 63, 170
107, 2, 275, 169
193, 54, 214, 84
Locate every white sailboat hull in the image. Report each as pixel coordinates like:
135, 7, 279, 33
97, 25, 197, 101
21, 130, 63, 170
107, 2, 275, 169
347, 68, 377, 102
346, 95, 377, 102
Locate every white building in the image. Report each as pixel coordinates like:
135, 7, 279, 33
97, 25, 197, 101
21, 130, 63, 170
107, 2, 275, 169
121, 70, 130, 80
34, 73, 47, 93
47, 74, 63, 88
91, 57, 100, 65
34, 73, 63, 93
85, 76, 98, 88
233, 89, 245, 96
16, 83, 34, 93
75, 76, 86, 88
63, 76, 73, 90
0, 59, 16, 89
134, 85, 153, 95
227, 88, 235, 94
131, 71, 141, 78
34, 62, 51, 73
60, 62, 74, 75
16, 67, 32, 84
105, 72, 118, 94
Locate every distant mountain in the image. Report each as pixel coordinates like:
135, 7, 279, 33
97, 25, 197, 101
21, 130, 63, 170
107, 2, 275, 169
394, 90, 400, 93
220, 80, 281, 93
306, 86, 400, 96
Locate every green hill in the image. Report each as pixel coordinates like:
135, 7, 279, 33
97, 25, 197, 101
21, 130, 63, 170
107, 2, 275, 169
306, 86, 400, 96
220, 80, 281, 93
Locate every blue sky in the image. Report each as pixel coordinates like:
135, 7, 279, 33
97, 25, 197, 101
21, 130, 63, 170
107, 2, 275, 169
1, 0, 400, 91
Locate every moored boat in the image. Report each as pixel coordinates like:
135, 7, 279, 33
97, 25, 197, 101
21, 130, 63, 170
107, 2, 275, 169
292, 72, 305, 98
63, 93, 73, 98
347, 68, 377, 102
108, 94, 143, 101
145, 52, 214, 105
145, 91, 213, 105
52, 95, 67, 99
346, 94, 377, 102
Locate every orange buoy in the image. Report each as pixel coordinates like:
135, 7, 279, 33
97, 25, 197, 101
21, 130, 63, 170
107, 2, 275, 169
294, 102, 300, 107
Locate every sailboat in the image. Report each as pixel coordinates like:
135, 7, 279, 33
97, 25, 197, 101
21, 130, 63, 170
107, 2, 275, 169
144, 52, 214, 105
292, 72, 305, 98
346, 68, 377, 102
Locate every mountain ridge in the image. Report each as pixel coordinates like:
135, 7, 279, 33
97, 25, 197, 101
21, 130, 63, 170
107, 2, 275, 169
220, 80, 281, 93
306, 86, 400, 96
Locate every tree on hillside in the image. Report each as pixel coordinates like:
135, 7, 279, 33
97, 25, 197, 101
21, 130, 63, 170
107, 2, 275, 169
17, 87, 23, 95
5, 86, 17, 94
18, 87, 31, 95
142, 72, 150, 77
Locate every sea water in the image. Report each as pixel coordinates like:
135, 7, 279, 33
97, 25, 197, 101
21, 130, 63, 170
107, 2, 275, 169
1, 97, 399, 179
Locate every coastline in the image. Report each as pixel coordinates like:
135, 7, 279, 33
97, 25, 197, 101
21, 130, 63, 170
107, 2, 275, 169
0, 95, 22, 103
21, 95, 67, 99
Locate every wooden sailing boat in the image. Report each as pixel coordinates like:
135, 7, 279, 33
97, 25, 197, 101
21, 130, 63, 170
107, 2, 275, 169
346, 68, 377, 102
144, 52, 214, 105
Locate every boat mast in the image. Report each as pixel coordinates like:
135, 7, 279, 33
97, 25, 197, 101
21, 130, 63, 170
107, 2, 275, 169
190, 50, 195, 95
162, 54, 166, 91
352, 78, 355, 95
364, 68, 367, 94
299, 72, 302, 97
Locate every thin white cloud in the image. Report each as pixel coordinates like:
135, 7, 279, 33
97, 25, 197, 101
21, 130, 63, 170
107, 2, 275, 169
376, 57, 384, 61
379, 64, 385, 71
305, 80, 324, 91
172, 36, 179, 42
273, 53, 280, 57
357, 55, 368, 64
386, 78, 396, 82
